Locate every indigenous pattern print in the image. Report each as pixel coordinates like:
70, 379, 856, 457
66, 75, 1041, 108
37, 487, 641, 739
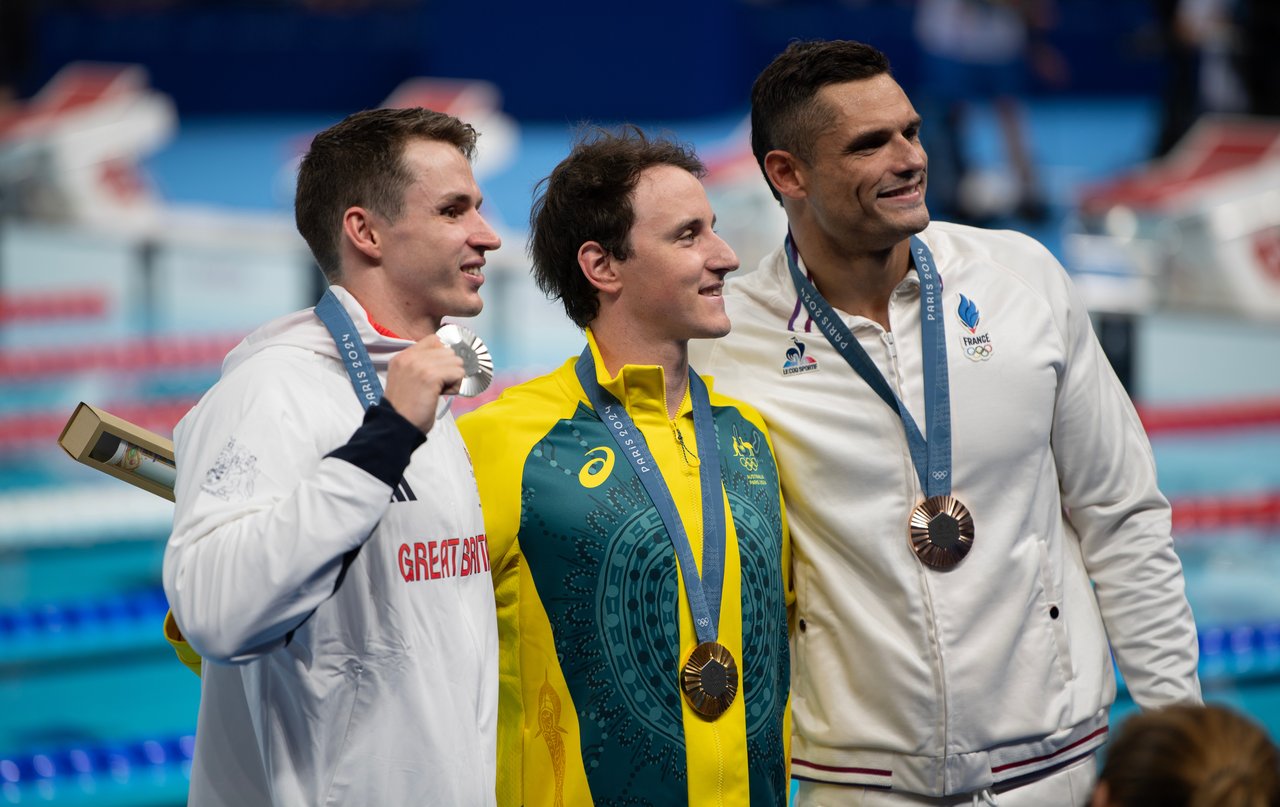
519, 403, 787, 805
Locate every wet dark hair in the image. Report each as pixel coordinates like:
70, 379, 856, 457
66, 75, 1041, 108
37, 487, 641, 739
295, 107, 477, 281
750, 39, 891, 202
529, 126, 704, 328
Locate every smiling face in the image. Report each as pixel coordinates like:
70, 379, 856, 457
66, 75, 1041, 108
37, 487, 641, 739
612, 164, 739, 344
373, 138, 501, 330
792, 74, 929, 255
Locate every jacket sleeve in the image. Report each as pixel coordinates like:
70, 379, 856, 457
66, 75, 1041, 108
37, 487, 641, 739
456, 408, 523, 578
744, 406, 795, 612
751, 409, 794, 779
457, 402, 532, 807
1046, 257, 1202, 708
163, 356, 422, 664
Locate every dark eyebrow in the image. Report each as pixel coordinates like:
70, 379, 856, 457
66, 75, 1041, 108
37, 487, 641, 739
844, 116, 923, 153
436, 191, 480, 209
670, 217, 705, 238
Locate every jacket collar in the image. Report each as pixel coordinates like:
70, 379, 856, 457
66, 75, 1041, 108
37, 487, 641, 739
582, 328, 691, 423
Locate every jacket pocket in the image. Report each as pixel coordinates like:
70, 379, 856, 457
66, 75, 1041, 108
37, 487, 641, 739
1036, 537, 1075, 686
320, 660, 367, 806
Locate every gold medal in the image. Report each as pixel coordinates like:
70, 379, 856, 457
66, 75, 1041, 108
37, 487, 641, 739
680, 641, 738, 718
909, 495, 975, 570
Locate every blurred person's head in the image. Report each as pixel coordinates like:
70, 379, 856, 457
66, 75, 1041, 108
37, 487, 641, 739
529, 127, 737, 340
751, 39, 929, 253
295, 107, 500, 335
1094, 704, 1280, 807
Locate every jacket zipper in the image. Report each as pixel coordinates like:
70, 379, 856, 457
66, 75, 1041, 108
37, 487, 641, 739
671, 410, 724, 804
884, 324, 951, 783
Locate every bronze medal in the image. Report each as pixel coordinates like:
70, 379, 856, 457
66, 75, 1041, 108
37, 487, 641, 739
680, 641, 738, 718
909, 495, 975, 570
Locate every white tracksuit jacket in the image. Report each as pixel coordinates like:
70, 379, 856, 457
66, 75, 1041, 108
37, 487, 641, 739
163, 285, 498, 806
690, 221, 1201, 797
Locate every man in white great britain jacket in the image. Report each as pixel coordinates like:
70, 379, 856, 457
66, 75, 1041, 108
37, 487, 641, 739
690, 41, 1201, 805
163, 108, 501, 806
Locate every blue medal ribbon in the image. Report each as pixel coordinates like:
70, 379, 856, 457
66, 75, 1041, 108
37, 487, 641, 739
574, 348, 726, 645
784, 234, 953, 499
315, 288, 383, 411
281, 288, 392, 645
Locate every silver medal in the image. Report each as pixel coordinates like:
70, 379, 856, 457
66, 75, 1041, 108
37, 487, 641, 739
436, 323, 494, 397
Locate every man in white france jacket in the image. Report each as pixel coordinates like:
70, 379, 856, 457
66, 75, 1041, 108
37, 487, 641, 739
162, 108, 502, 806
690, 40, 1201, 805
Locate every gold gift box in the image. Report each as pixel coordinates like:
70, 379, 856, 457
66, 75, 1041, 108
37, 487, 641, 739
58, 402, 176, 501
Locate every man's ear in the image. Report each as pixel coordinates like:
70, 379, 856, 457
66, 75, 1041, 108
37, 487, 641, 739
342, 206, 381, 262
578, 241, 622, 294
764, 150, 808, 201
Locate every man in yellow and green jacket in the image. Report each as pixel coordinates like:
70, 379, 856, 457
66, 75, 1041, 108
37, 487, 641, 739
458, 128, 792, 806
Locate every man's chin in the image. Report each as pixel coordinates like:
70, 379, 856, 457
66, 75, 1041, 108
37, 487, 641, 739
447, 298, 484, 321
693, 320, 733, 341
903, 203, 930, 232
888, 208, 930, 241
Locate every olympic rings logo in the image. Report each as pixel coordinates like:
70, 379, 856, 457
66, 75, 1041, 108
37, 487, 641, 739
964, 343, 994, 361
732, 431, 760, 471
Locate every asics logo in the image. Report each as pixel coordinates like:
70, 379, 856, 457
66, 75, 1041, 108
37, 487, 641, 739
578, 446, 615, 489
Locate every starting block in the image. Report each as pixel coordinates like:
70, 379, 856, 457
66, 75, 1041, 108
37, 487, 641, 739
1076, 117, 1280, 322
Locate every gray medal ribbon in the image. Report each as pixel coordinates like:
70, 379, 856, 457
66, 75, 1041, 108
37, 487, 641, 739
574, 348, 726, 645
315, 288, 383, 411
784, 234, 953, 498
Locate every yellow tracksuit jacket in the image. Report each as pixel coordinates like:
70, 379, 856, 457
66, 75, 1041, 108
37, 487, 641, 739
458, 333, 792, 807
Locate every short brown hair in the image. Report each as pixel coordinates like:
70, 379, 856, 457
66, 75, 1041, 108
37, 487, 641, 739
295, 107, 478, 281
750, 39, 891, 202
1099, 704, 1280, 807
528, 126, 705, 329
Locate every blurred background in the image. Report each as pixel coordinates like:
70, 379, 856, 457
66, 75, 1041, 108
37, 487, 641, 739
1, 0, 1279, 804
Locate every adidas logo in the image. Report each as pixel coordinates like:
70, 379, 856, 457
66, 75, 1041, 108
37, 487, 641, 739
390, 478, 417, 503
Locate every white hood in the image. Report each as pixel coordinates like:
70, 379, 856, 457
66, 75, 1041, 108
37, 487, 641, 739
222, 284, 411, 377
